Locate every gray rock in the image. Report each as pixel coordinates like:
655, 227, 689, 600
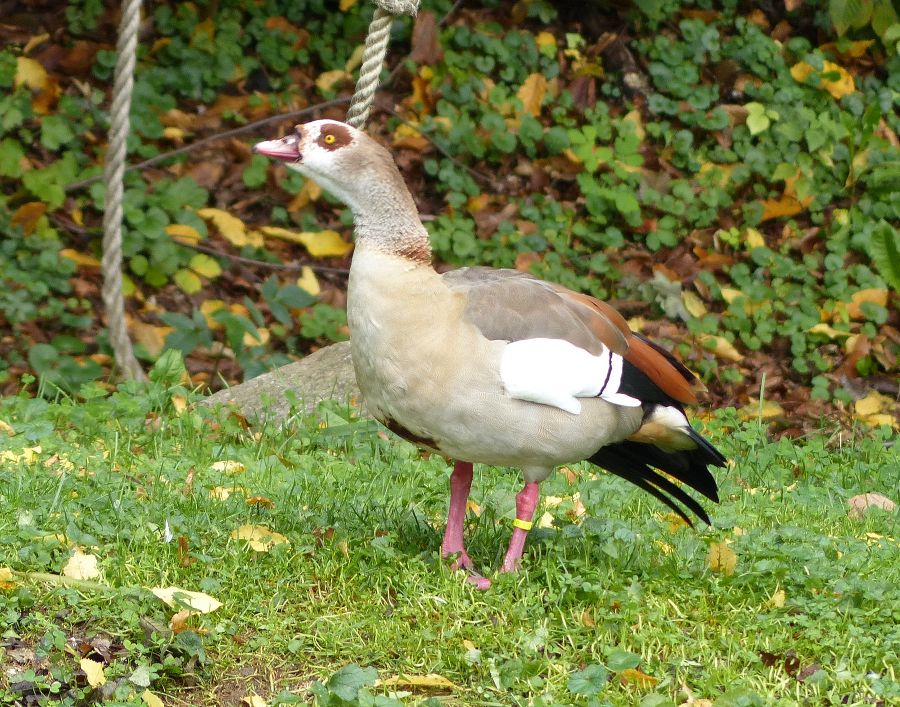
202, 341, 365, 424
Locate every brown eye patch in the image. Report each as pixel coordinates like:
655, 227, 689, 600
317, 124, 351, 151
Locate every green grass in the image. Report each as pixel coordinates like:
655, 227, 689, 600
1, 369, 898, 706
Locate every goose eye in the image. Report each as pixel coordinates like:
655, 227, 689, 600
324, 133, 336, 145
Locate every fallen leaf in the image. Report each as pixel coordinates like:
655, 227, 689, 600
682, 290, 707, 318
376, 673, 459, 690
130, 319, 173, 358
11, 202, 47, 235
0, 446, 41, 464
59, 249, 101, 269
744, 227, 766, 249
537, 511, 555, 528
662, 512, 689, 534
581, 608, 596, 627
790, 60, 855, 99
15, 57, 48, 90
142, 690, 164, 707
242, 695, 268, 707
189, 253, 222, 278
698, 334, 743, 362
0, 567, 16, 590
197, 208, 263, 248
173, 268, 202, 294
854, 390, 892, 418
517, 73, 548, 118
739, 399, 785, 421
211, 460, 245, 474
166, 223, 203, 244
707, 541, 736, 575
296, 266, 321, 296
316, 69, 351, 92
808, 322, 851, 339
848, 493, 897, 519
845, 288, 888, 320
243, 326, 270, 347
260, 226, 353, 257
62, 550, 101, 580
0, 419, 13, 436
170, 609, 192, 633
392, 122, 430, 151
80, 658, 106, 687
150, 586, 222, 614
619, 668, 658, 688
765, 587, 786, 609
246, 495, 274, 509
231, 523, 289, 552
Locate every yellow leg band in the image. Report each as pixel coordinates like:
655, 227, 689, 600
512, 518, 533, 531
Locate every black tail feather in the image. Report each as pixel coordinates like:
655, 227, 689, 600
588, 432, 725, 526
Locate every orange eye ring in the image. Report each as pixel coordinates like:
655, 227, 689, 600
324, 133, 336, 145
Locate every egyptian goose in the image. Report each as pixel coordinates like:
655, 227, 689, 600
254, 120, 725, 588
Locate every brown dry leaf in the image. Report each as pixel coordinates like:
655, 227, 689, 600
392, 123, 430, 151
246, 495, 275, 509
0, 567, 16, 590
197, 208, 263, 248
15, 57, 48, 90
169, 609, 192, 633
264, 16, 310, 48
62, 549, 101, 580
339, 0, 357, 9
698, 334, 743, 362
707, 541, 736, 575
11, 202, 47, 235
376, 674, 459, 690
619, 668, 659, 688
231, 524, 289, 552
790, 60, 855, 99
260, 226, 353, 258
765, 587, 786, 609
581, 608, 596, 627
296, 266, 321, 296
517, 73, 548, 118
142, 690, 164, 707
150, 586, 222, 613
80, 658, 106, 687
759, 194, 811, 222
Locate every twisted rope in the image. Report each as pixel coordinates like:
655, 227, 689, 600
346, 0, 420, 129
101, 0, 145, 381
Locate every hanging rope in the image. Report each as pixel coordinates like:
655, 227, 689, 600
101, 0, 145, 381
346, 0, 420, 129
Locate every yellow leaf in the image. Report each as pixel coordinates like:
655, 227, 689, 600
246, 495, 274, 509
189, 253, 222, 278
163, 126, 186, 141
581, 608, 596, 627
654, 539, 674, 555
296, 266, 321, 296
129, 319, 173, 358
0, 567, 16, 590
808, 322, 851, 339
720, 287, 744, 304
698, 334, 743, 362
80, 658, 106, 688
392, 122, 430, 151
622, 109, 645, 141
15, 57, 48, 90
260, 226, 353, 258
0, 419, 15, 436
339, 0, 357, 10
200, 299, 226, 330
142, 690, 164, 707
790, 60, 855, 99
376, 674, 459, 690
707, 541, 736, 575
465, 499, 482, 516
854, 391, 892, 419
682, 290, 707, 318
535, 31, 556, 51
59, 249, 101, 269
537, 511, 555, 528
171, 395, 188, 414
0, 446, 41, 465
288, 179, 322, 211
243, 326, 270, 347
765, 587, 786, 609
759, 194, 810, 222
166, 223, 203, 244
739, 399, 785, 421
197, 208, 259, 248
846, 288, 888, 319
516, 73, 548, 118
626, 316, 648, 332
209, 486, 243, 500
174, 268, 202, 294
242, 696, 268, 707
316, 69, 351, 93
150, 586, 222, 613
231, 524, 289, 552
662, 512, 688, 534
23, 33, 50, 55
462, 639, 478, 652
744, 227, 765, 249
62, 550, 101, 580
619, 668, 659, 688
211, 460, 245, 474
344, 43, 366, 73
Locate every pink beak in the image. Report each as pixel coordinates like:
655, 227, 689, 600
252, 133, 301, 162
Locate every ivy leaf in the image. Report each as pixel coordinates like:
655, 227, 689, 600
567, 664, 609, 696
326, 664, 378, 701
829, 0, 873, 35
606, 649, 642, 671
869, 220, 900, 292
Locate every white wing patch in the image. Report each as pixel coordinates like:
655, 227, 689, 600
499, 338, 641, 414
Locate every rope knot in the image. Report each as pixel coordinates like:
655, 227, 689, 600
373, 0, 419, 15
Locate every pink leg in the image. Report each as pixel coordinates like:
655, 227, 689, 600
500, 482, 540, 573
441, 461, 490, 590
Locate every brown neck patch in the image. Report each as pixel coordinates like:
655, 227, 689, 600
317, 123, 352, 151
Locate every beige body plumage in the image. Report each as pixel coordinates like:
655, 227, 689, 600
255, 120, 724, 586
